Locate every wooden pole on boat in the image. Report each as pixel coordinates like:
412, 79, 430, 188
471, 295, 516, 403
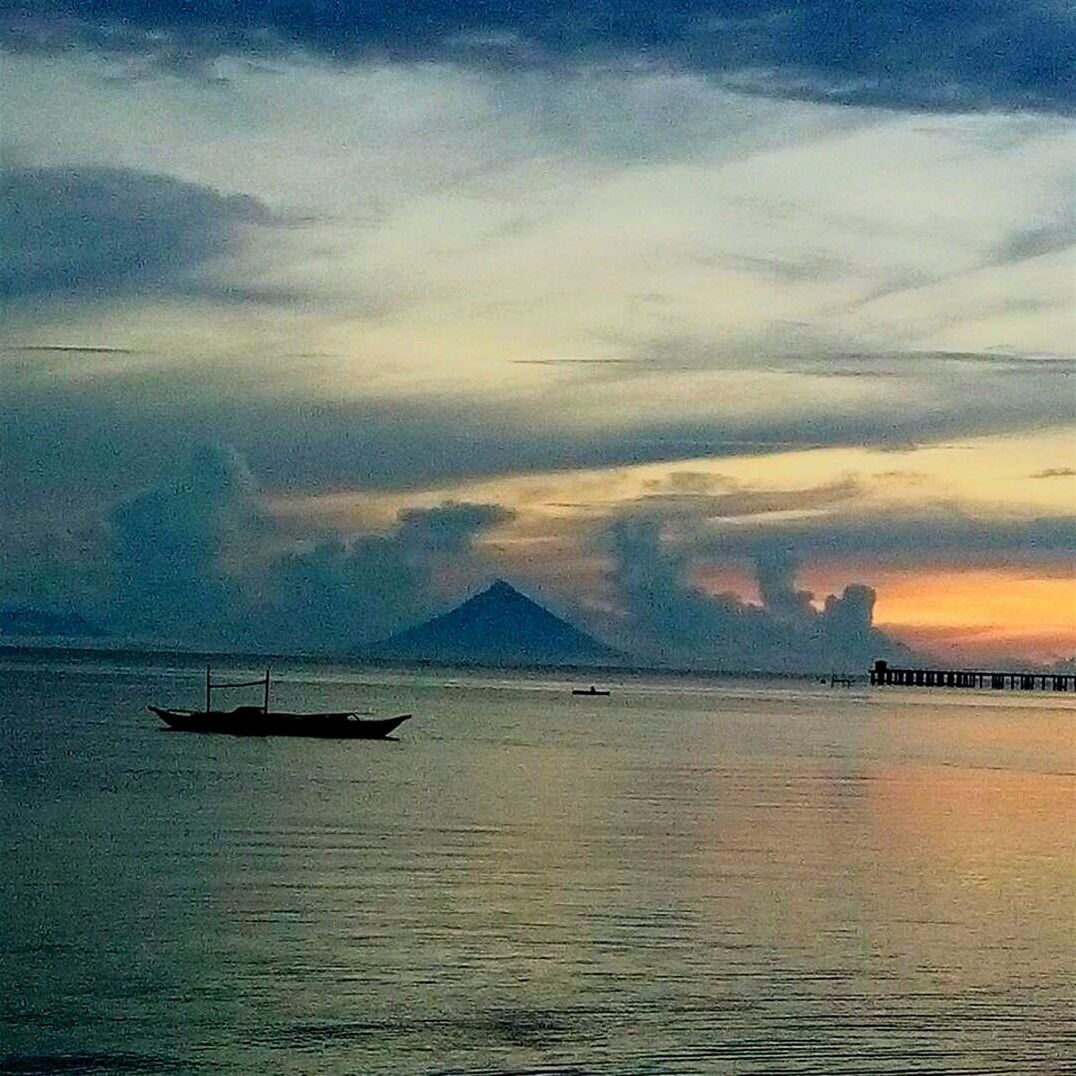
263, 668, 271, 714
206, 665, 211, 714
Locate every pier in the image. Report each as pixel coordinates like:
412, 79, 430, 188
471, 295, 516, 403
870, 659, 1074, 692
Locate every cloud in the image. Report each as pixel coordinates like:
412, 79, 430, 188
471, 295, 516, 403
1, 1, 1071, 113
1030, 468, 1076, 480
631, 477, 863, 521
615, 334, 1076, 381
12, 344, 136, 354
396, 501, 515, 553
252, 501, 516, 650
105, 444, 260, 639
989, 201, 1076, 265
754, 547, 817, 623
0, 164, 272, 302
699, 510, 1076, 570
9, 439, 1069, 663
91, 446, 516, 647
594, 484, 1074, 668
2, 346, 1072, 521
604, 515, 905, 671
615, 485, 1076, 571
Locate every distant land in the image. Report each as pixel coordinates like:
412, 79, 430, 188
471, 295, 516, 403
363, 579, 622, 667
0, 605, 105, 639
1, 589, 1068, 677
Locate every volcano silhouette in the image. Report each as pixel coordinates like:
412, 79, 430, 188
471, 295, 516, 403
365, 580, 618, 666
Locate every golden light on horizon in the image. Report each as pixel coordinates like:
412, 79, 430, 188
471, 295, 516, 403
865, 569, 1076, 662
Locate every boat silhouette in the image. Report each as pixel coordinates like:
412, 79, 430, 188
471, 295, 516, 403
150, 668, 411, 739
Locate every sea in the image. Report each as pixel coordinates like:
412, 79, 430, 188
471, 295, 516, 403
1, 650, 1073, 1075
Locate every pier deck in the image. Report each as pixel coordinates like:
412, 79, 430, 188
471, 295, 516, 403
870, 659, 1073, 691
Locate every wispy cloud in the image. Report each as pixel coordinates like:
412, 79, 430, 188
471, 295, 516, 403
624, 502, 1076, 572
11, 344, 136, 354
4, 353, 1073, 515
2, 1, 1072, 113
989, 200, 1076, 265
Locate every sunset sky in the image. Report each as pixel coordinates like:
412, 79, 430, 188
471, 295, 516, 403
1, 1, 1073, 668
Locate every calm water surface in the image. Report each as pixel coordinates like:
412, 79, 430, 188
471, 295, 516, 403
1, 653, 1073, 1074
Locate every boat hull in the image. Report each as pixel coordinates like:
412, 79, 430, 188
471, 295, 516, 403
149, 706, 410, 739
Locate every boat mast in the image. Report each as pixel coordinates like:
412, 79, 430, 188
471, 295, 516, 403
206, 665, 211, 714
263, 668, 271, 714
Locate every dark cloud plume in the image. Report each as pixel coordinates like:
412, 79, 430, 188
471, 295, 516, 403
754, 548, 816, 623
258, 501, 515, 650
0, 165, 270, 302
605, 517, 901, 672
105, 444, 260, 640
0, 1, 1071, 113
600, 478, 1075, 669
91, 445, 515, 648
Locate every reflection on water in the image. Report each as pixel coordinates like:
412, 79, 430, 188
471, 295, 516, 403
1, 655, 1073, 1074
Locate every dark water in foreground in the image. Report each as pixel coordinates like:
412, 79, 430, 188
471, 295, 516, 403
1, 653, 1073, 1075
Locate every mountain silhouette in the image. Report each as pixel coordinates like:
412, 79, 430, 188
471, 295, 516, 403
364, 579, 618, 666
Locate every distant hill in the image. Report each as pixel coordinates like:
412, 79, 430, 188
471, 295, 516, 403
0, 605, 105, 639
364, 579, 619, 667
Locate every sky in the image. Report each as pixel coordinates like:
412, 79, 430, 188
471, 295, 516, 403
1, 0, 1073, 669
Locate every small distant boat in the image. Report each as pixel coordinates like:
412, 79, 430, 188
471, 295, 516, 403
572, 685, 610, 696
150, 668, 411, 739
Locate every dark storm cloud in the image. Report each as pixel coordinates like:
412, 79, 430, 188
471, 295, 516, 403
604, 516, 908, 672
105, 444, 259, 640
258, 501, 515, 650
0, 165, 272, 302
602, 495, 1075, 669
1, 1, 1072, 113
86, 445, 515, 648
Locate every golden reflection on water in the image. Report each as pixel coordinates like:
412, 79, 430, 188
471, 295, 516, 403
864, 761, 1075, 985
3, 662, 1074, 1073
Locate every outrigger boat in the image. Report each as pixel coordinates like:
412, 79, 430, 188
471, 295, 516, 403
150, 668, 411, 739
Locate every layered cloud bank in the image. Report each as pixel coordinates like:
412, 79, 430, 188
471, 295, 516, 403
1, 2, 1072, 664
12, 443, 907, 670
5, 444, 1070, 670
